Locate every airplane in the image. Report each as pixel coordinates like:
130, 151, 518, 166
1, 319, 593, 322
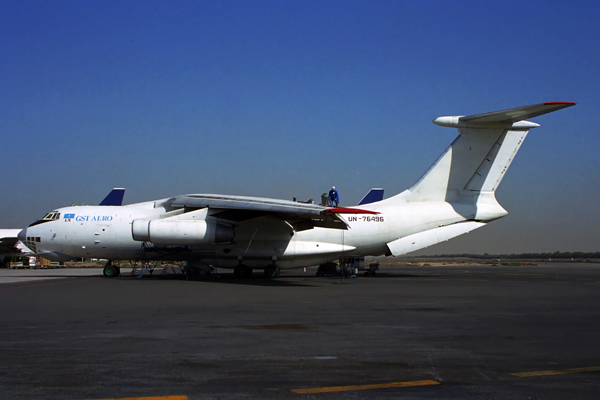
17, 102, 575, 278
0, 229, 35, 267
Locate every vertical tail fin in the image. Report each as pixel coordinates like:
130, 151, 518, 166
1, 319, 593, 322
357, 188, 384, 205
99, 188, 126, 206
404, 102, 575, 203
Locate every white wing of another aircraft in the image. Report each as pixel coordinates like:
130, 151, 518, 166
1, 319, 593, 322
0, 229, 35, 266
19, 102, 575, 278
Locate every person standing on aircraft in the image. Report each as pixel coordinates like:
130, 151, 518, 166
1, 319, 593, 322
328, 186, 339, 207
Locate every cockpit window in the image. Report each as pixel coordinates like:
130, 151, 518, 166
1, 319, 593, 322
42, 211, 61, 221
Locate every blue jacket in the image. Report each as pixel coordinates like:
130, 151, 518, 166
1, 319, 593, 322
328, 189, 339, 202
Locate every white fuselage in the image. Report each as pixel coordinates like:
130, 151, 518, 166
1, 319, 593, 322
18, 190, 494, 270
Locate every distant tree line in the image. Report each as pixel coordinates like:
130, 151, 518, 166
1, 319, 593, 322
429, 251, 600, 260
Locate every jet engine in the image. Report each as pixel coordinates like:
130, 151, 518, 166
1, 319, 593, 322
132, 219, 234, 245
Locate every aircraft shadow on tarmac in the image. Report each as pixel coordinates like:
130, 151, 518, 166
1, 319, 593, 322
2, 270, 441, 286
119, 273, 318, 287
117, 270, 442, 286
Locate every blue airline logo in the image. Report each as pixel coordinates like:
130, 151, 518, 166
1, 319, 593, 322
63, 214, 113, 222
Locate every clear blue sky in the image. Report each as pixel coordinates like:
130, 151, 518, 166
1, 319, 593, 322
1, 0, 598, 254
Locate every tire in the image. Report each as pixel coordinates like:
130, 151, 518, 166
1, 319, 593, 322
264, 264, 280, 278
234, 265, 249, 278
103, 265, 118, 278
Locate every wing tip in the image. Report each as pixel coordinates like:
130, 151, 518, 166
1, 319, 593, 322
543, 101, 577, 106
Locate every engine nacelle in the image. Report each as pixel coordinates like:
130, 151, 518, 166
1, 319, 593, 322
132, 219, 234, 245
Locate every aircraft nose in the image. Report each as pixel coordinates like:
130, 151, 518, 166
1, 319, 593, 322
17, 228, 26, 242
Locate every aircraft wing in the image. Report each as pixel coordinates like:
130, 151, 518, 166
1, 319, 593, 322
169, 194, 376, 231
0, 229, 33, 259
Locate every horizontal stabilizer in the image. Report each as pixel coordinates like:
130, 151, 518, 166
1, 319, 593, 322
433, 102, 576, 129
99, 188, 125, 206
461, 102, 575, 123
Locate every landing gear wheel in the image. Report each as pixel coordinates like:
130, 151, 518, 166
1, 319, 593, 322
103, 265, 119, 278
234, 265, 252, 278
264, 264, 280, 279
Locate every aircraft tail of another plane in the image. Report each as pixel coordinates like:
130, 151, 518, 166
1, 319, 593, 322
99, 188, 125, 206
357, 188, 384, 205
402, 102, 575, 205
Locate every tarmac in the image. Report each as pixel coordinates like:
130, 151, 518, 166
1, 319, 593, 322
0, 262, 599, 399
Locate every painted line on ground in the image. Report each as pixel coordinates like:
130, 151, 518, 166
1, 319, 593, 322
512, 366, 600, 377
82, 396, 188, 400
0, 277, 97, 291
291, 379, 440, 394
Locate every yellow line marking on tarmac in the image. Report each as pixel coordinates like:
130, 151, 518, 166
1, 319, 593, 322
291, 379, 440, 394
512, 366, 600, 377
82, 396, 188, 400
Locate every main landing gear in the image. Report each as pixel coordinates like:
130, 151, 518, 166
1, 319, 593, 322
233, 263, 280, 279
102, 260, 120, 278
264, 264, 280, 279
234, 264, 253, 278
